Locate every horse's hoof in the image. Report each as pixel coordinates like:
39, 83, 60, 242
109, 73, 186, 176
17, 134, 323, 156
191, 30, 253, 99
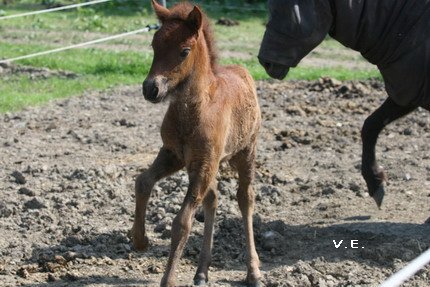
193, 278, 207, 286
193, 273, 208, 286
372, 185, 385, 209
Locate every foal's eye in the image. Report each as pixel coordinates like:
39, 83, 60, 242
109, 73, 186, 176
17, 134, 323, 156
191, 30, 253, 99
180, 48, 191, 58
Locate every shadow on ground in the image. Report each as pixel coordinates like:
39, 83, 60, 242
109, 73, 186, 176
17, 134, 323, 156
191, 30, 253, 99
22, 275, 150, 287
26, 216, 430, 277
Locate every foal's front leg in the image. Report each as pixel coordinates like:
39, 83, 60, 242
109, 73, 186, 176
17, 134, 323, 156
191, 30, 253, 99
132, 148, 184, 251
160, 160, 219, 287
361, 98, 415, 207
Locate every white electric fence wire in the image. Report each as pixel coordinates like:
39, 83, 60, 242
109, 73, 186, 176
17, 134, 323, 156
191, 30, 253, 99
0, 0, 267, 20
0, 26, 153, 64
379, 248, 430, 287
0, 0, 264, 63
0, 0, 112, 20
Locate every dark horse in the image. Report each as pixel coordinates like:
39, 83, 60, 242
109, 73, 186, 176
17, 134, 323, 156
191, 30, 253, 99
258, 0, 430, 208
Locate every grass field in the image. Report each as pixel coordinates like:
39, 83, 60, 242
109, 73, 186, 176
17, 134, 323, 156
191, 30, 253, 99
0, 1, 380, 112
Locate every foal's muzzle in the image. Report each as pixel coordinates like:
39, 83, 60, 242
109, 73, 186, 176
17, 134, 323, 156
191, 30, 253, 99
142, 78, 162, 103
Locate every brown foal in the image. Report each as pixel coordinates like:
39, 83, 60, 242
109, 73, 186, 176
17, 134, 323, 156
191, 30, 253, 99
131, 1, 262, 286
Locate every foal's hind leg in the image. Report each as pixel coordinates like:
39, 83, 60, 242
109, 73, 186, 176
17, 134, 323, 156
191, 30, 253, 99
230, 148, 261, 287
194, 181, 218, 286
132, 148, 184, 251
361, 98, 415, 207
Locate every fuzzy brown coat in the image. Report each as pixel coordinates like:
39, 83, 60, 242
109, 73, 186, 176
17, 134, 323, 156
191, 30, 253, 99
132, 2, 262, 287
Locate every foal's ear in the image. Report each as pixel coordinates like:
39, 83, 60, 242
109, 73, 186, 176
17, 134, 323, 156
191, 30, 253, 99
151, 0, 170, 21
186, 6, 203, 32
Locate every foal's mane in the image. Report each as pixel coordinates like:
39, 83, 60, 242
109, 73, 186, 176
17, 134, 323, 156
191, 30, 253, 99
168, 2, 218, 69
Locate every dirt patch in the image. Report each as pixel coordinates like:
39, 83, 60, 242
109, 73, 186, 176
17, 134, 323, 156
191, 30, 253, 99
0, 79, 429, 286
0, 63, 78, 80
216, 18, 240, 26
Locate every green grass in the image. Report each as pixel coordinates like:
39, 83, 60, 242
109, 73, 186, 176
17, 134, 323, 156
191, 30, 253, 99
0, 43, 153, 112
0, 74, 135, 112
0, 2, 156, 33
285, 66, 380, 81
222, 58, 381, 81
0, 42, 152, 73
0, 1, 381, 113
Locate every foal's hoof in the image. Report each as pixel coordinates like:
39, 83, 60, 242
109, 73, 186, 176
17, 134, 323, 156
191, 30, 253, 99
132, 234, 149, 251
372, 185, 385, 209
246, 280, 262, 287
245, 274, 262, 287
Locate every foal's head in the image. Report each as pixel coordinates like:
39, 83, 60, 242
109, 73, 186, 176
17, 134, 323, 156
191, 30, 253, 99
143, 1, 216, 103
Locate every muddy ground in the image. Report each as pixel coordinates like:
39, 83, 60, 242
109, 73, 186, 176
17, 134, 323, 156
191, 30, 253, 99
1, 74, 429, 287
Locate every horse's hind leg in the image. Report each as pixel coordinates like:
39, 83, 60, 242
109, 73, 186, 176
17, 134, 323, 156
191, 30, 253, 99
194, 181, 218, 286
230, 147, 261, 287
361, 97, 415, 207
132, 148, 184, 251
421, 103, 430, 112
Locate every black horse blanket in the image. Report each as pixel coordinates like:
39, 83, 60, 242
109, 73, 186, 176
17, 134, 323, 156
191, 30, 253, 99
261, 0, 430, 107
330, 0, 430, 107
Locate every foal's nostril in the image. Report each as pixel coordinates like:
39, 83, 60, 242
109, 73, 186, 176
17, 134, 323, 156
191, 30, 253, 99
142, 79, 159, 101
151, 86, 159, 99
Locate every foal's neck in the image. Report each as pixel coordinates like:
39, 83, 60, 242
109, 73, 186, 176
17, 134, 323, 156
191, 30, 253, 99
175, 37, 216, 105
